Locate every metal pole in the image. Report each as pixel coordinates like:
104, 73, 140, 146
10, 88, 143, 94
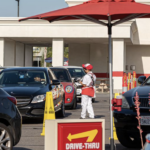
44, 47, 47, 67
16, 0, 20, 17
108, 16, 114, 150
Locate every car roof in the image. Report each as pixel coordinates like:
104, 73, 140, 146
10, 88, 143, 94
2, 67, 48, 72
51, 66, 83, 69
50, 67, 68, 70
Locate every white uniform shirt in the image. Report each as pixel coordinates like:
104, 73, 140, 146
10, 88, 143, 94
82, 72, 96, 87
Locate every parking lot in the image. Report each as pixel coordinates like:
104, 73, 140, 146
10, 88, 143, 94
13, 93, 139, 150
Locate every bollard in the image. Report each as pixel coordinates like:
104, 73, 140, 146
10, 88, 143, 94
133, 71, 137, 88
142, 134, 150, 150
122, 73, 127, 94
131, 74, 133, 89
112, 95, 122, 111
109, 94, 121, 141
128, 72, 131, 90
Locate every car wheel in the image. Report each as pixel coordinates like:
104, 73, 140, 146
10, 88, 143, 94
71, 97, 77, 109
92, 98, 95, 103
116, 128, 142, 148
0, 123, 13, 150
56, 98, 65, 118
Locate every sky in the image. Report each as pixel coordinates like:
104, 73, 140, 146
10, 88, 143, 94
0, 0, 68, 17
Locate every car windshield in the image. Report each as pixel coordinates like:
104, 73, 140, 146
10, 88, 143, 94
68, 68, 85, 78
0, 70, 47, 87
144, 77, 150, 85
51, 69, 71, 82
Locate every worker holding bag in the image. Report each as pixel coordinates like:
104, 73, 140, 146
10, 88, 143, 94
79, 63, 96, 119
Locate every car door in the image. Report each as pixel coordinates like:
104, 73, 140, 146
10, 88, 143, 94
48, 69, 64, 111
66, 68, 77, 93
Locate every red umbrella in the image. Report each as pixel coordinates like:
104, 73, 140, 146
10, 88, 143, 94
20, 0, 150, 23
19, 0, 150, 149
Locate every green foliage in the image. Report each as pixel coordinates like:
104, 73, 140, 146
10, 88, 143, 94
40, 47, 69, 67
40, 54, 44, 67
64, 47, 69, 58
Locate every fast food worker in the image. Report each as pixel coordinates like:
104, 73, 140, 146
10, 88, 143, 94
79, 63, 96, 119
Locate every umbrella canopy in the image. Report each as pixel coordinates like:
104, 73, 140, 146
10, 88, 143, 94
45, 57, 68, 63
19, 0, 150, 149
20, 0, 150, 26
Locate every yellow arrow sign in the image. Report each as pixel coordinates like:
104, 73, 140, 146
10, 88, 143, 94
67, 129, 98, 142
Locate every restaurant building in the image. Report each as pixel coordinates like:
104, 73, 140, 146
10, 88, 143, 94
0, 0, 150, 92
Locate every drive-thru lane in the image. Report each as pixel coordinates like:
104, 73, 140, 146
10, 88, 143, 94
13, 93, 139, 150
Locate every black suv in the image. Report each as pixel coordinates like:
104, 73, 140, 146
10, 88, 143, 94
0, 67, 65, 118
0, 88, 22, 150
114, 76, 150, 148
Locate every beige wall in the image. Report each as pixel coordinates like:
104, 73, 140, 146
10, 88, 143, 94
16, 42, 25, 66
69, 43, 150, 75
25, 45, 33, 67
4, 41, 15, 66
52, 39, 64, 67
126, 45, 150, 74
69, 43, 90, 66
69, 43, 108, 73
90, 44, 108, 73
0, 38, 5, 66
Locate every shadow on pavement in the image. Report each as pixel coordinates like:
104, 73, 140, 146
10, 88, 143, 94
105, 144, 140, 150
105, 144, 110, 150
65, 104, 81, 110
92, 101, 99, 104
65, 112, 72, 117
115, 143, 140, 150
101, 99, 108, 102
22, 118, 43, 124
95, 115, 105, 118
56, 112, 72, 119
13, 148, 31, 150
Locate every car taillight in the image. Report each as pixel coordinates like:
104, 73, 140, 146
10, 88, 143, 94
8, 97, 17, 105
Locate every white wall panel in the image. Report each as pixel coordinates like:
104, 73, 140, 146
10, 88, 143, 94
90, 44, 108, 73
25, 45, 33, 67
16, 42, 24, 66
0, 38, 5, 67
4, 41, 15, 66
52, 39, 64, 67
69, 43, 90, 66
126, 45, 150, 74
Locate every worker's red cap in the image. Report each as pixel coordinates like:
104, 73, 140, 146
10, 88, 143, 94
82, 63, 93, 70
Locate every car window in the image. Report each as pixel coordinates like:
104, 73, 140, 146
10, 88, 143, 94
0, 70, 47, 87
49, 69, 57, 80
51, 69, 71, 82
48, 71, 52, 80
68, 68, 85, 78
144, 77, 150, 85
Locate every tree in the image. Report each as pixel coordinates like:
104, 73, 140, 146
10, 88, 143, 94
40, 47, 69, 67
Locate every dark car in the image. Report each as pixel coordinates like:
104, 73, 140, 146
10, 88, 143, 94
0, 88, 22, 150
50, 67, 77, 109
0, 67, 65, 118
114, 76, 150, 148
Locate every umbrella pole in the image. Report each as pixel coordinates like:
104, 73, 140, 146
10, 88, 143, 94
108, 16, 114, 150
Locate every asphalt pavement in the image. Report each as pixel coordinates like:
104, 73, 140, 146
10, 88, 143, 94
13, 93, 139, 150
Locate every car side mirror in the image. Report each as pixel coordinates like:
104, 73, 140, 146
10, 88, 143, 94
76, 78, 81, 82
72, 78, 75, 82
138, 76, 146, 85
52, 80, 60, 85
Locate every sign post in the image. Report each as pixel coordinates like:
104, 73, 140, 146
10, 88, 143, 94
45, 119, 105, 150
